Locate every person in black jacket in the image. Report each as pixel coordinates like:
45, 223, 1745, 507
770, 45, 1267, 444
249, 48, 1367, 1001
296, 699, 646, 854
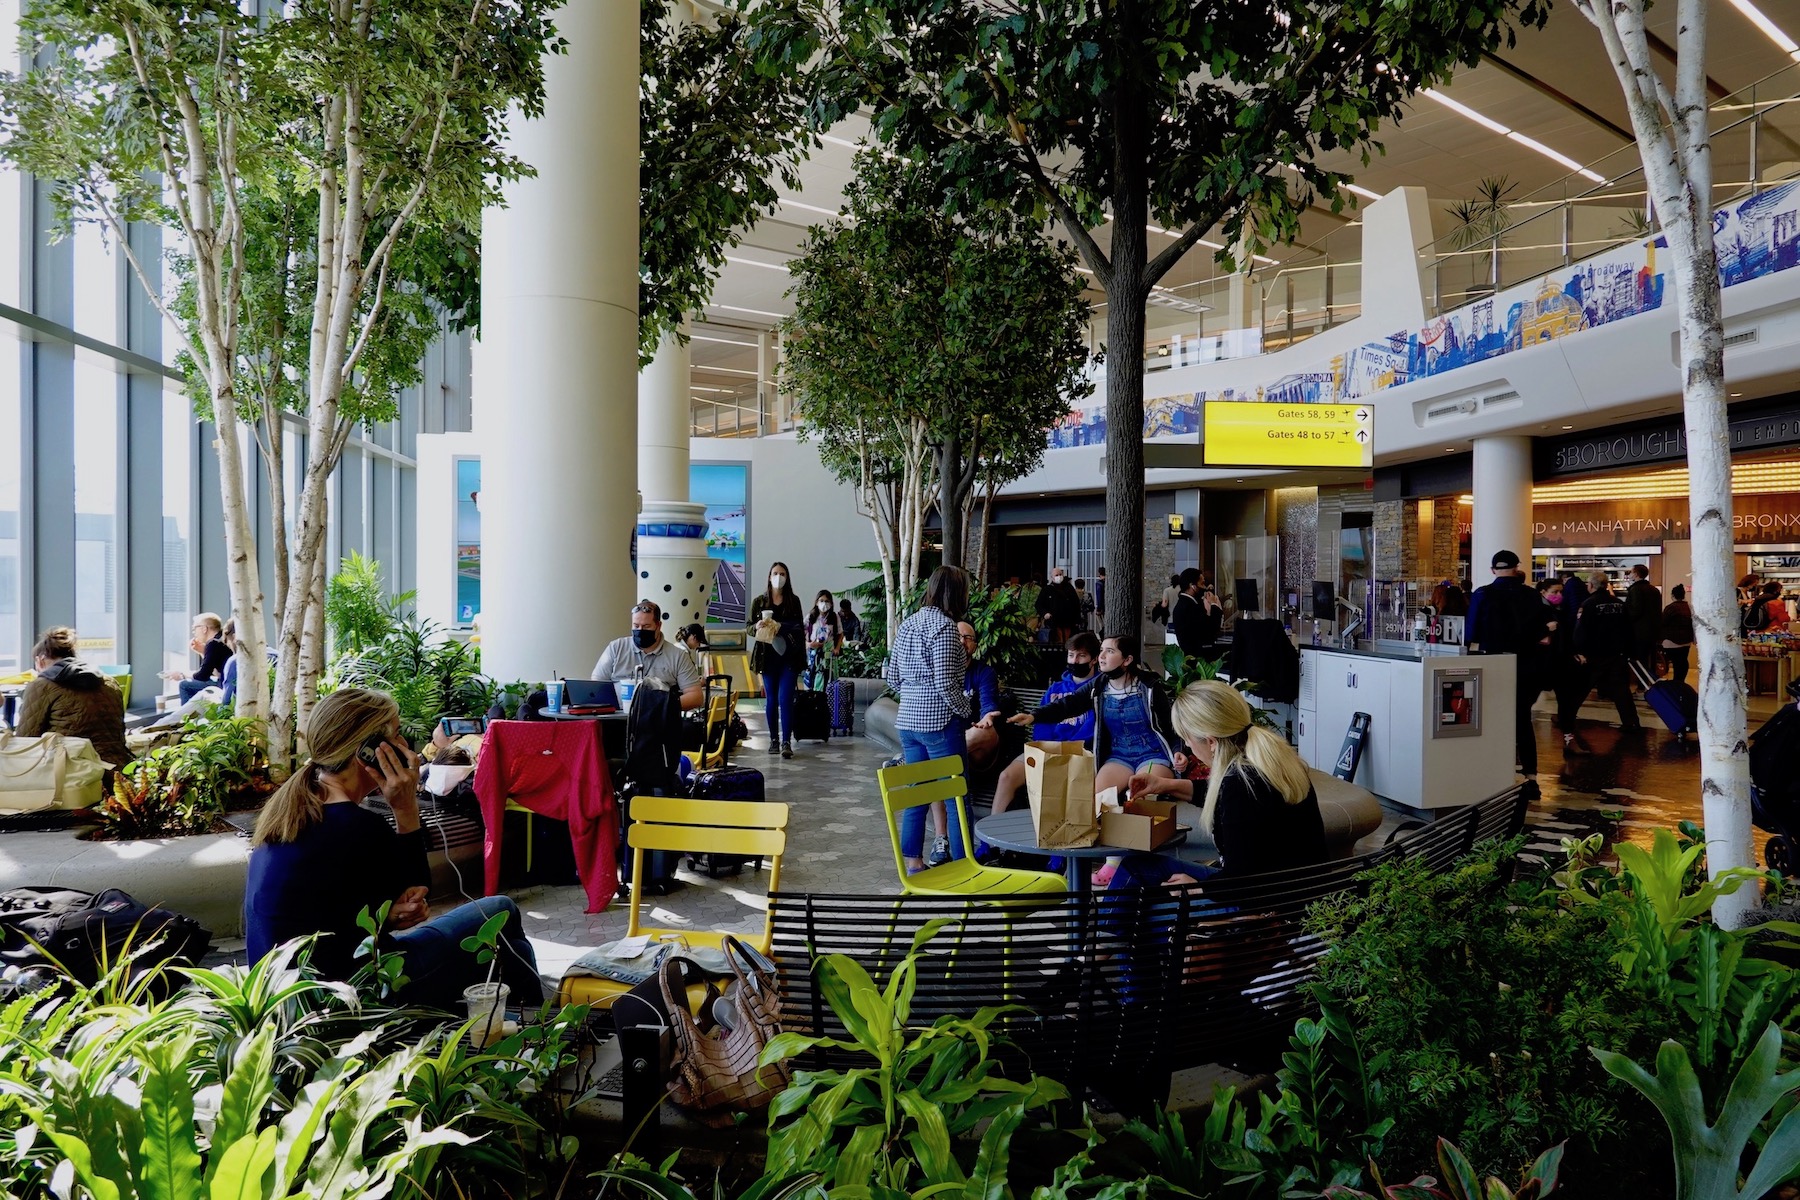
1624, 564, 1662, 677
748, 563, 807, 758
1467, 550, 1550, 775
164, 612, 232, 703
1035, 567, 1081, 646
1575, 574, 1643, 732
1661, 584, 1696, 688
1538, 578, 1591, 756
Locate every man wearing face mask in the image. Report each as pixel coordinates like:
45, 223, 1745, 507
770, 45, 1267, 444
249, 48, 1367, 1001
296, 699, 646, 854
591, 600, 705, 710
982, 632, 1100, 831
1036, 566, 1081, 647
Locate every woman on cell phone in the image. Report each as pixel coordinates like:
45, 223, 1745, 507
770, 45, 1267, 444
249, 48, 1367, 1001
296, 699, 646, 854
244, 688, 541, 1009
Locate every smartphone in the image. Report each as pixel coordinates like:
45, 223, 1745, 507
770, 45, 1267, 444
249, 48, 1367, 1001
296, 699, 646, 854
356, 731, 400, 769
440, 716, 486, 737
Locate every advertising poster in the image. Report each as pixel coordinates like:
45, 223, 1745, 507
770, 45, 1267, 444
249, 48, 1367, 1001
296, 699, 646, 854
691, 462, 748, 624
455, 458, 481, 625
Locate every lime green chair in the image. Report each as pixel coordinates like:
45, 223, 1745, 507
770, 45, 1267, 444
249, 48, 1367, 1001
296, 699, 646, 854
98, 665, 131, 708
878, 756, 1064, 899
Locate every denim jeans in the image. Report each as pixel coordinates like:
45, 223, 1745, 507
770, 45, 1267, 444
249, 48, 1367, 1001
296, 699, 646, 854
390, 895, 543, 1011
178, 678, 215, 703
762, 664, 797, 742
898, 725, 967, 860
1098, 854, 1224, 1004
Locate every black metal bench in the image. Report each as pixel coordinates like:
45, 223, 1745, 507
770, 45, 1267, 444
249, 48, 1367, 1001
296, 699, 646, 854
766, 781, 1534, 1113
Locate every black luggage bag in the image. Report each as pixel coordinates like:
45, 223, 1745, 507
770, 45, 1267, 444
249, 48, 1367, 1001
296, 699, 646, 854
684, 765, 768, 876
791, 689, 832, 743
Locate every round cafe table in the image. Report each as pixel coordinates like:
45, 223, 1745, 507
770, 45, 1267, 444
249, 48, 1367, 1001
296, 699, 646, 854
973, 807, 1215, 895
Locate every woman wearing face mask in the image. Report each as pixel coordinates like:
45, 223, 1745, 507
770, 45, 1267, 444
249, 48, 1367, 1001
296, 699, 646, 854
804, 589, 843, 690
1011, 633, 1178, 801
244, 688, 542, 1008
749, 562, 806, 758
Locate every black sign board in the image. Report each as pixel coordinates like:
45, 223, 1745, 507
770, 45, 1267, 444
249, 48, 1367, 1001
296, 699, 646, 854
1536, 393, 1800, 479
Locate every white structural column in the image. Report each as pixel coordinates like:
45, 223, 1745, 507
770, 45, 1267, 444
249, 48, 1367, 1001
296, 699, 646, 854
637, 331, 714, 626
474, 1, 638, 682
1471, 436, 1535, 574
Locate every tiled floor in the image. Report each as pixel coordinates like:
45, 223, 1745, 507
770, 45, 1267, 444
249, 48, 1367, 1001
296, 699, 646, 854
501, 688, 1786, 992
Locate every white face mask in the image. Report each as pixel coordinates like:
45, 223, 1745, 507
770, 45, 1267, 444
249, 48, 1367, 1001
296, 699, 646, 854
1052, 575, 1065, 585
817, 602, 827, 612
771, 575, 786, 590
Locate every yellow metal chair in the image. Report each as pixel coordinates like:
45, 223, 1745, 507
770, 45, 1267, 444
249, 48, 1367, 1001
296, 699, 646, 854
680, 679, 737, 774
878, 756, 1064, 899
557, 795, 789, 1011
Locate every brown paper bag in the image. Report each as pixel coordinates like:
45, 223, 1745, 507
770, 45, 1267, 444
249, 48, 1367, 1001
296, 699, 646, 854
1022, 740, 1099, 849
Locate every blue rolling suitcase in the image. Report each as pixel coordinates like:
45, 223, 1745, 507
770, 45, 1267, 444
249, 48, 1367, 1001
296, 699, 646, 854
1633, 661, 1697, 738
685, 765, 767, 876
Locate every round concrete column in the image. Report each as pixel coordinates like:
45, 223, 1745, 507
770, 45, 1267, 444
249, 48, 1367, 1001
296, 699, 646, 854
1471, 436, 1534, 577
637, 330, 713, 627
474, 1, 638, 683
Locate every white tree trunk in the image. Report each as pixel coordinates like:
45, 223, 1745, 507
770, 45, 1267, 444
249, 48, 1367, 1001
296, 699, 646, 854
1578, 0, 1754, 925
210, 394, 269, 720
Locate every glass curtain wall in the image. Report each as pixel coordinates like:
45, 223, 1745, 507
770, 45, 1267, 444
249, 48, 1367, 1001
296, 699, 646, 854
0, 9, 433, 697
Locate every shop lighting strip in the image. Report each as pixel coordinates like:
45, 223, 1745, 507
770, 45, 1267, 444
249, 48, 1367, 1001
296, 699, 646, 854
1420, 89, 1608, 184
1533, 462, 1800, 502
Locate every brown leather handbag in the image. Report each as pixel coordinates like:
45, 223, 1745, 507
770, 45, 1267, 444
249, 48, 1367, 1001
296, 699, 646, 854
658, 936, 789, 1124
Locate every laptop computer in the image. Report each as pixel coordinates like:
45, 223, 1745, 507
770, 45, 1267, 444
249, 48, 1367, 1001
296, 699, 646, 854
561, 678, 618, 714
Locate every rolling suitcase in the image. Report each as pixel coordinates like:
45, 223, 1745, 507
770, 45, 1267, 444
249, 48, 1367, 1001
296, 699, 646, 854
1631, 660, 1697, 739
618, 787, 681, 895
685, 765, 767, 876
791, 688, 832, 743
827, 679, 856, 737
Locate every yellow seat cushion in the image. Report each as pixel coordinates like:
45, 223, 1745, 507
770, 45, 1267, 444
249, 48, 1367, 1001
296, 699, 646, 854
559, 971, 718, 1013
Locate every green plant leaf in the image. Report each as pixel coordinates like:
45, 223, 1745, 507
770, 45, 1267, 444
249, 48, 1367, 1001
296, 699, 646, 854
968, 1101, 1026, 1200
898, 1090, 961, 1185
207, 1026, 275, 1187
208, 1129, 277, 1200
137, 1039, 204, 1200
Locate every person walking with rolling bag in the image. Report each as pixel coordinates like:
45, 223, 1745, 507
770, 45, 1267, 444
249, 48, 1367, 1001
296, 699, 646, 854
748, 563, 806, 759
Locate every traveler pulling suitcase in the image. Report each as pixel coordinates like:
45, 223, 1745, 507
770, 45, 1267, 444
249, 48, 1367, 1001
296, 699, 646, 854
1631, 660, 1697, 739
685, 765, 767, 876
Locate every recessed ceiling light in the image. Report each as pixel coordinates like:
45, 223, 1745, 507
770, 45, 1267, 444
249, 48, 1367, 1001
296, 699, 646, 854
708, 303, 785, 319
1561, 425, 1574, 430
1445, 447, 1456, 452
1420, 89, 1607, 184
1730, 392, 1744, 397
724, 255, 789, 273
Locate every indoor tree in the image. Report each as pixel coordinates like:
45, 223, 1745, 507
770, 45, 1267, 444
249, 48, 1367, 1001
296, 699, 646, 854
1571, 0, 1753, 924
640, 0, 814, 363
781, 151, 1091, 634
0, 0, 560, 765
759, 0, 1549, 634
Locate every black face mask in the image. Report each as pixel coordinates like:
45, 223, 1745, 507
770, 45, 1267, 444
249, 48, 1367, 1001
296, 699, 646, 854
1068, 662, 1093, 679
1102, 664, 1130, 681
632, 629, 657, 650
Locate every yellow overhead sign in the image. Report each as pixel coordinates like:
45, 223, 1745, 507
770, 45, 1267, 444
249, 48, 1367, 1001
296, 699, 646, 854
1203, 401, 1373, 468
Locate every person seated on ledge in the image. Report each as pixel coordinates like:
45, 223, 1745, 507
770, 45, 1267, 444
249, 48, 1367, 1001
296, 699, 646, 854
1009, 633, 1177, 804
162, 611, 230, 703
989, 631, 1099, 818
591, 599, 704, 710
1111, 680, 1325, 893
956, 621, 1008, 774
245, 687, 542, 1009
17, 625, 131, 787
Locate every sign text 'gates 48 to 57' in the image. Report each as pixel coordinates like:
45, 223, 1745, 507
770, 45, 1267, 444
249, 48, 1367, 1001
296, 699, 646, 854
1202, 401, 1374, 469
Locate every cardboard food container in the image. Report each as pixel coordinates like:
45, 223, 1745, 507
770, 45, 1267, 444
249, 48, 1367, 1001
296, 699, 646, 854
1100, 798, 1181, 852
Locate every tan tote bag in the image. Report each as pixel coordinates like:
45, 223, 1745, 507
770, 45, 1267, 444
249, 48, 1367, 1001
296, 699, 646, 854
0, 730, 111, 813
1023, 739, 1100, 849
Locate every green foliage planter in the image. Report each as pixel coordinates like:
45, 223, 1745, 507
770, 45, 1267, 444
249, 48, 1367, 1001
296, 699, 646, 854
0, 940, 585, 1199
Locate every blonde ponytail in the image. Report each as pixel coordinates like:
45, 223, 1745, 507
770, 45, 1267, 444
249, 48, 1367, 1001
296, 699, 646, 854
1171, 681, 1313, 839
253, 688, 398, 846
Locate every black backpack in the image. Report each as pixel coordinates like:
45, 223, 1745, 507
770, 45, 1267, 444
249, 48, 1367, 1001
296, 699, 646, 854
0, 886, 212, 995
1744, 600, 1773, 635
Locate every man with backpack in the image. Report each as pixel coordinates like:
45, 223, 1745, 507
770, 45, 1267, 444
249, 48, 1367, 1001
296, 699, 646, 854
1744, 581, 1790, 636
1576, 573, 1644, 735
1468, 550, 1551, 775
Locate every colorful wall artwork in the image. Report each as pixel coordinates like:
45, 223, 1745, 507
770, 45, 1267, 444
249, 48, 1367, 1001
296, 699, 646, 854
1051, 179, 1800, 451
454, 458, 481, 625
690, 461, 749, 624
